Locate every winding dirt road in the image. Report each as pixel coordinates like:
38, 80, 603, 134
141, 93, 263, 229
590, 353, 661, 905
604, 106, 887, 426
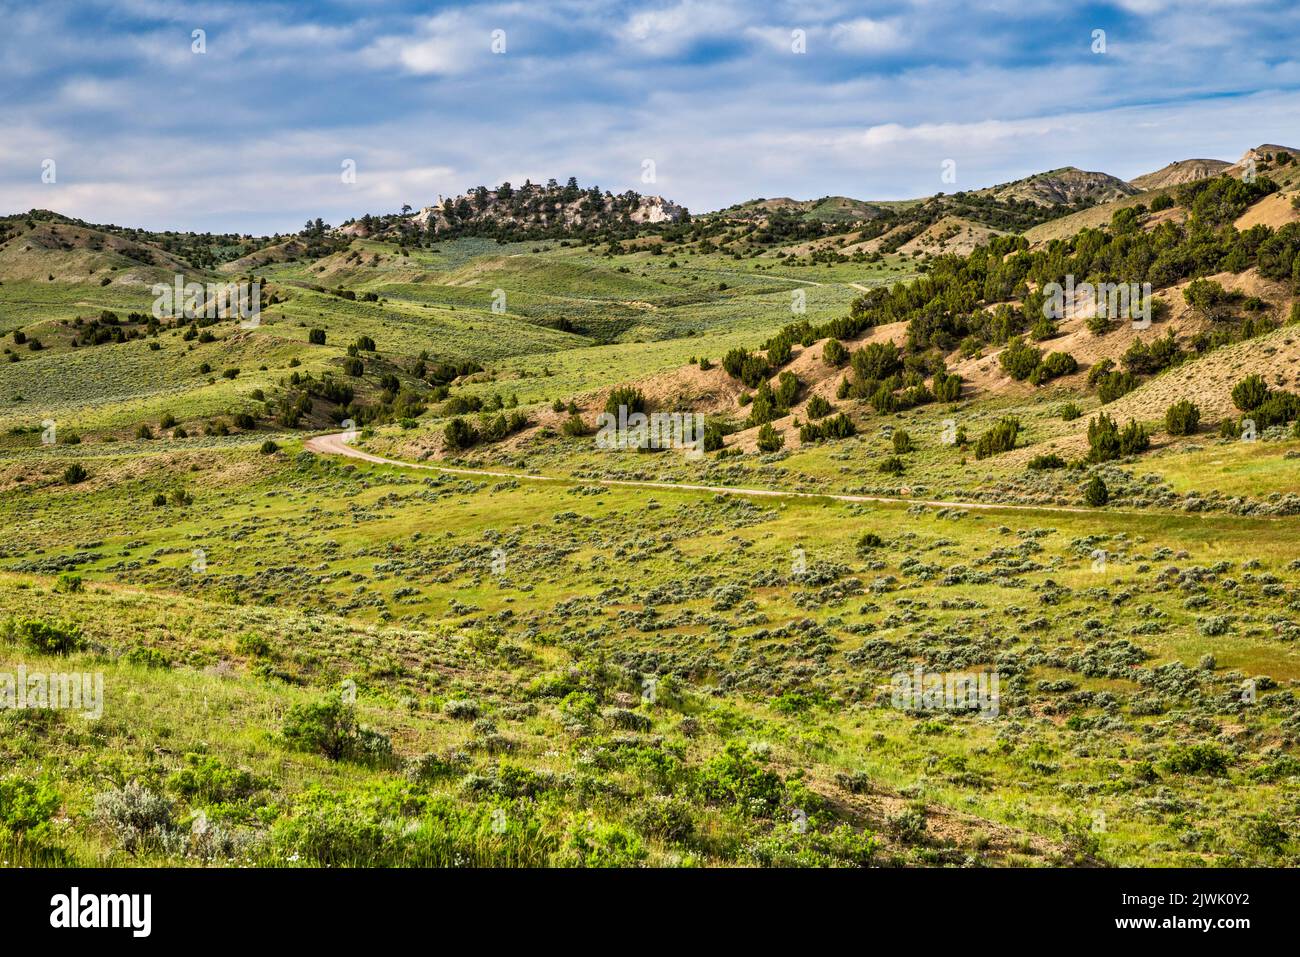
305, 431, 1131, 516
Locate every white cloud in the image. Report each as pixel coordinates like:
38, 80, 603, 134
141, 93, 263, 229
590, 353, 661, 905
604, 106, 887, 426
829, 18, 905, 53
361, 11, 489, 75
616, 0, 745, 56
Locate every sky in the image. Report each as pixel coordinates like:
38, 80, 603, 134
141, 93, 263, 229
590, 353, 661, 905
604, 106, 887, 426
2, 0, 1300, 234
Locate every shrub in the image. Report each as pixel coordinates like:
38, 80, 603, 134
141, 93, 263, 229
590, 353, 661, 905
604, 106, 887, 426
54, 572, 83, 594
604, 386, 646, 416
1083, 476, 1109, 507
892, 430, 913, 454
1252, 391, 1300, 428
932, 370, 962, 402
756, 423, 784, 453
14, 617, 84, 654
1027, 453, 1066, 470
93, 782, 178, 855
1086, 413, 1146, 460
1097, 371, 1139, 403
282, 692, 393, 766
167, 754, 263, 805
702, 424, 724, 452
775, 371, 799, 408
1039, 351, 1078, 379
1087, 413, 1121, 462
805, 394, 833, 420
851, 341, 903, 382
695, 741, 784, 817
308, 328, 326, 345
999, 338, 1041, 381
1161, 744, 1229, 776
1165, 400, 1200, 435
259, 439, 280, 454
560, 414, 590, 437
1241, 813, 1289, 854
800, 414, 855, 443
878, 456, 905, 475
443, 699, 480, 720
562, 820, 647, 867
62, 463, 88, 485
1086, 312, 1113, 336
721, 348, 771, 388
1183, 278, 1239, 320
857, 532, 883, 553
630, 797, 695, 843
1059, 402, 1082, 421
974, 418, 1020, 459
236, 632, 272, 657
444, 417, 478, 450
123, 646, 171, 669
1232, 374, 1269, 412
822, 338, 848, 367
1119, 419, 1150, 456
0, 776, 60, 841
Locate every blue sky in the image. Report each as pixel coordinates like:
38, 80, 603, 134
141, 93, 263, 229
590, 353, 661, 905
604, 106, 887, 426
3, 0, 1300, 234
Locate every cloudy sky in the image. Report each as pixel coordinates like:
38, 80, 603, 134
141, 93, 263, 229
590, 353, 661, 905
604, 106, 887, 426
3, 0, 1299, 234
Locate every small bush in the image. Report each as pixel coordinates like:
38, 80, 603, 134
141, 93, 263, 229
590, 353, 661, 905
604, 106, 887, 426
444, 417, 479, 450
282, 692, 393, 766
1161, 744, 1228, 776
1083, 476, 1109, 507
857, 532, 883, 554
1027, 454, 1066, 470
14, 617, 84, 654
560, 414, 590, 437
94, 782, 178, 855
1165, 400, 1200, 435
999, 338, 1041, 381
805, 394, 833, 420
756, 423, 784, 453
0, 776, 60, 841
54, 572, 83, 594
1232, 374, 1269, 412
974, 418, 1019, 459
822, 338, 848, 367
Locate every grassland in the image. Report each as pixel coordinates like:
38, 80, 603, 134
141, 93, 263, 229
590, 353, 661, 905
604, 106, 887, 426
3, 430, 1300, 867
3, 217, 1300, 870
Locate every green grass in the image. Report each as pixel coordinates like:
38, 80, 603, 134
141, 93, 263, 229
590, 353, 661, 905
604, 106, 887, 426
2, 440, 1299, 866
4, 229, 1300, 869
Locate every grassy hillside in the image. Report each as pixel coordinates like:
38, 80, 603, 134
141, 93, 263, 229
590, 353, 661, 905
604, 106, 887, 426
5, 148, 1300, 869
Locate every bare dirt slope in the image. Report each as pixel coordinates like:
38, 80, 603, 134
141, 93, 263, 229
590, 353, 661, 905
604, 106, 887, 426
1129, 159, 1231, 191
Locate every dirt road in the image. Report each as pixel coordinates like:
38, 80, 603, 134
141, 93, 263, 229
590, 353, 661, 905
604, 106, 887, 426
305, 432, 1131, 516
